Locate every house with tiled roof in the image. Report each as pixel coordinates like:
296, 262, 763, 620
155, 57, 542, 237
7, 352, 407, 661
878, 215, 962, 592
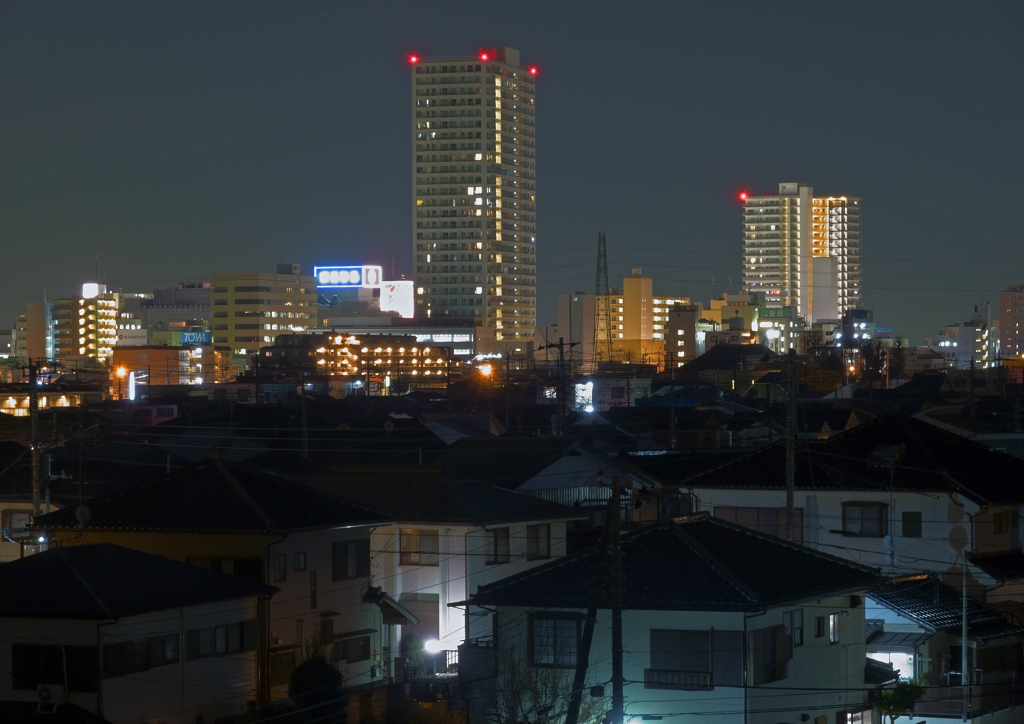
629, 413, 1024, 608
30, 458, 398, 707
866, 573, 1023, 718
297, 469, 587, 692
455, 513, 883, 724
0, 544, 275, 722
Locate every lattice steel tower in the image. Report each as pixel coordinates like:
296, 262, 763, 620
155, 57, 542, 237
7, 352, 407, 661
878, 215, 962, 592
593, 231, 612, 369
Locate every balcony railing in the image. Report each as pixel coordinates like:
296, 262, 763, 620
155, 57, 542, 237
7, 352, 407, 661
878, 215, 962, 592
879, 679, 1024, 717
644, 669, 712, 691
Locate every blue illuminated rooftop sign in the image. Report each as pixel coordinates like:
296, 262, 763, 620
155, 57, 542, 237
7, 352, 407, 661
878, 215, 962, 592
314, 265, 383, 289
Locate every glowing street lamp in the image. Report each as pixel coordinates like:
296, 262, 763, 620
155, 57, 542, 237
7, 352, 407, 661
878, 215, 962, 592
115, 365, 127, 399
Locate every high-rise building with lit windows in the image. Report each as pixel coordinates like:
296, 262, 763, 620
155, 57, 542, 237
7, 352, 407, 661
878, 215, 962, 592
411, 47, 537, 352
742, 182, 861, 322
53, 284, 118, 362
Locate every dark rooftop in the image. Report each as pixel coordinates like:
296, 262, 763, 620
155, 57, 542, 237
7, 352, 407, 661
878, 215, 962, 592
32, 458, 391, 534
869, 574, 1024, 642
0, 543, 275, 619
661, 412, 1023, 505
307, 471, 586, 527
467, 512, 881, 611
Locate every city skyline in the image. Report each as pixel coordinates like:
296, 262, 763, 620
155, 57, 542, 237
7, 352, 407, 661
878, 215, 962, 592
1, 2, 1022, 345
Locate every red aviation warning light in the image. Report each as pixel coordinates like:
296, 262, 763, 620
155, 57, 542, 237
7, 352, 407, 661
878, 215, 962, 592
479, 51, 490, 61
408, 54, 419, 64
738, 190, 749, 202
528, 66, 538, 75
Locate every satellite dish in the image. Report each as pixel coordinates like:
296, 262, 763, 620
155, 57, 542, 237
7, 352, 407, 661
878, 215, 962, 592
383, 420, 395, 434
75, 505, 91, 528
883, 534, 894, 551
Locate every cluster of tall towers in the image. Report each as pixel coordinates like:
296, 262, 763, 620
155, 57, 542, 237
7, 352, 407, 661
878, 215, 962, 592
408, 49, 862, 349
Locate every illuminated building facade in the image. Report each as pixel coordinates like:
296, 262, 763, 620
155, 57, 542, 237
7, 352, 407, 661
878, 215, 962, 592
742, 183, 861, 322
210, 264, 317, 356
261, 333, 459, 394
53, 284, 118, 362
411, 47, 537, 352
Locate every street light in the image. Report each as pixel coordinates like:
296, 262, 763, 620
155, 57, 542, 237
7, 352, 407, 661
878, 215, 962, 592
115, 366, 127, 400
478, 364, 493, 377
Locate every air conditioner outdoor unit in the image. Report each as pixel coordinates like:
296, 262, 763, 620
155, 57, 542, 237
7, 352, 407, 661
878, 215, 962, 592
36, 683, 65, 704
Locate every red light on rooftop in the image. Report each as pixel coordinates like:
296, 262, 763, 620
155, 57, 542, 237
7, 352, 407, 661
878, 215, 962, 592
479, 52, 490, 61
738, 190, 749, 201
408, 54, 419, 64
529, 66, 538, 75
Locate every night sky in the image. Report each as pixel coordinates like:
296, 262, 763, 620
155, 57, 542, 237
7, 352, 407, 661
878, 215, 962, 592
2, 1, 1021, 344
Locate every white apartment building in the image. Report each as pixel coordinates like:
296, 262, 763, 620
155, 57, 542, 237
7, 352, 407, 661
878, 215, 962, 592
412, 47, 537, 352
743, 183, 861, 322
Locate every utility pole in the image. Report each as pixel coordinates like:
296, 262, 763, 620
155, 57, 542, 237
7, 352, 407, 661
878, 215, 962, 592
538, 337, 577, 435
786, 348, 797, 542
668, 359, 676, 449
962, 551, 969, 721
29, 360, 42, 517
969, 358, 976, 421
300, 375, 309, 459
565, 473, 614, 724
504, 354, 510, 430
609, 472, 624, 724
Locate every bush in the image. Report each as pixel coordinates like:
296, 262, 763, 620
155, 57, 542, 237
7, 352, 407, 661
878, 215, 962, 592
289, 654, 343, 709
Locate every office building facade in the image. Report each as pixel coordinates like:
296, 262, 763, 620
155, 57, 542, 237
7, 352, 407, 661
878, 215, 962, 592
742, 182, 861, 322
210, 264, 317, 356
411, 47, 537, 352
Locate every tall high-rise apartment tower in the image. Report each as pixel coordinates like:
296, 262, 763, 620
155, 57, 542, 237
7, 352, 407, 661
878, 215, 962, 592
411, 47, 537, 352
742, 182, 861, 322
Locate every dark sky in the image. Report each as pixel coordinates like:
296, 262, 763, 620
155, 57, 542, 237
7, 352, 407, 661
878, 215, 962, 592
2, 1, 1022, 344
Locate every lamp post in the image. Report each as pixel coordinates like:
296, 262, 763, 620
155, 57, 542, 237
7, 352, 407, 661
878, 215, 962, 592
115, 366, 127, 400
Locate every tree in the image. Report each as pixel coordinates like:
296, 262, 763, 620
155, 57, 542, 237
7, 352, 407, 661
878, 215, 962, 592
288, 636, 345, 721
485, 647, 606, 724
877, 678, 928, 724
887, 340, 907, 383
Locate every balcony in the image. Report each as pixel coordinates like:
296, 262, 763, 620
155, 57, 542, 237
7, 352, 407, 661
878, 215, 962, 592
877, 679, 1024, 717
644, 669, 712, 691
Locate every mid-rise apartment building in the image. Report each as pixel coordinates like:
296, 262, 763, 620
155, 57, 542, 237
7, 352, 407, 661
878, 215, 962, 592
210, 265, 317, 356
411, 47, 537, 352
53, 284, 118, 362
534, 275, 689, 368
742, 182, 861, 321
999, 283, 1023, 358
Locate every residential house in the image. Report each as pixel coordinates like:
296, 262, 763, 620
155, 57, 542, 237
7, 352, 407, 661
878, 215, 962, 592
457, 513, 882, 724
30, 458, 393, 714
867, 574, 1023, 720
290, 471, 586, 696
0, 544, 274, 722
637, 413, 1024, 607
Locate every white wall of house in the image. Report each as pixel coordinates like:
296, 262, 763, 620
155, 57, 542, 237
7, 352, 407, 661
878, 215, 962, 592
489, 595, 869, 724
268, 525, 379, 697
692, 487, 1011, 587
371, 520, 571, 651
0, 597, 259, 723
266, 520, 571, 694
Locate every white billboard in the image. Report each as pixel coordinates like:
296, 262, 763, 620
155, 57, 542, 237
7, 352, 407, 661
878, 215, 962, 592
116, 329, 149, 346
380, 280, 415, 319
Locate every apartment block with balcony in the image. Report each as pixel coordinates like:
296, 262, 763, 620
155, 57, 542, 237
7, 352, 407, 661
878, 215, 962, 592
411, 47, 537, 353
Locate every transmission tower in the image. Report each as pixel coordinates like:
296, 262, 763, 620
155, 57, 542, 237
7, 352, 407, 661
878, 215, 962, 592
593, 231, 612, 370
